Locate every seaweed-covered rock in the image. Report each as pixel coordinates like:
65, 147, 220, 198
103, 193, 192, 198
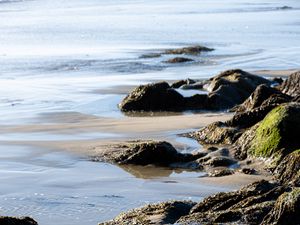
0, 216, 38, 225
94, 140, 203, 168
188, 121, 242, 145
280, 71, 300, 97
99, 200, 196, 225
274, 150, 300, 186
262, 188, 300, 225
247, 103, 300, 159
165, 57, 193, 63
164, 45, 214, 55
119, 82, 185, 111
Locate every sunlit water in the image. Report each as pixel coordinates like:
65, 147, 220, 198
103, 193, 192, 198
0, 0, 300, 224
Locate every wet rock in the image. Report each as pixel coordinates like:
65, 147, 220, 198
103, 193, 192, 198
165, 57, 194, 63
272, 77, 284, 85
0, 217, 38, 225
94, 140, 203, 169
99, 200, 196, 225
184, 94, 209, 109
262, 188, 300, 225
164, 45, 214, 55
208, 168, 234, 177
170, 78, 195, 88
274, 150, 300, 186
119, 82, 185, 112
188, 121, 242, 145
293, 94, 300, 103
280, 71, 300, 97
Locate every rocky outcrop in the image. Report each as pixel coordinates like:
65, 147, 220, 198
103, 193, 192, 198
119, 69, 271, 112
0, 216, 38, 225
99, 200, 196, 225
280, 71, 300, 97
171, 78, 195, 88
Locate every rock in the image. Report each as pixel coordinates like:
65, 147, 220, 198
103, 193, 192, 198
190, 180, 277, 213
247, 103, 300, 159
94, 140, 203, 168
164, 45, 214, 55
272, 77, 284, 85
0, 217, 38, 225
181, 81, 204, 90
274, 150, 300, 186
208, 168, 234, 177
240, 167, 256, 175
139, 53, 162, 58
165, 57, 194, 63
188, 121, 242, 145
231, 84, 290, 113
262, 188, 300, 225
119, 82, 185, 112
184, 94, 209, 109
204, 156, 237, 167
170, 78, 195, 88
280, 71, 300, 97
98, 200, 196, 225
234, 103, 300, 163
293, 94, 300, 103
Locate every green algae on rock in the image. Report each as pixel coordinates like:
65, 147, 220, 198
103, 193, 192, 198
248, 103, 300, 159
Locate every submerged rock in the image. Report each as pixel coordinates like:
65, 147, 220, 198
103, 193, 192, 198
164, 45, 214, 55
165, 57, 194, 63
119, 82, 185, 112
99, 200, 196, 225
0, 217, 38, 225
280, 71, 300, 97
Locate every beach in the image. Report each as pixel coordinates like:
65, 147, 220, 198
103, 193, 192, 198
1, 0, 300, 224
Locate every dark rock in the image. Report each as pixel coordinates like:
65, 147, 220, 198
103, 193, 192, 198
240, 167, 256, 175
208, 168, 234, 177
119, 82, 185, 112
188, 121, 242, 145
204, 156, 237, 167
207, 146, 218, 151
280, 71, 300, 97
262, 188, 300, 225
190, 180, 277, 213
0, 217, 38, 225
181, 81, 204, 90
231, 84, 290, 113
165, 57, 194, 63
293, 94, 300, 103
274, 150, 300, 186
164, 45, 214, 55
272, 77, 284, 85
184, 94, 209, 109
99, 200, 196, 225
94, 140, 203, 169
170, 78, 195, 88
139, 53, 162, 58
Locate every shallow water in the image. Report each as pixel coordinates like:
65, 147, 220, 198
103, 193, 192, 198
0, 0, 300, 224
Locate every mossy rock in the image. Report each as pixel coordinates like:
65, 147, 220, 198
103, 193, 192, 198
248, 103, 300, 160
